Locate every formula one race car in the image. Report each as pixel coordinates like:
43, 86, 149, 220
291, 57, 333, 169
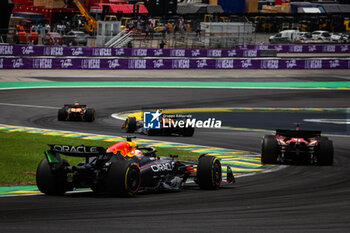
261, 126, 333, 165
36, 137, 234, 196
122, 115, 195, 137
58, 102, 95, 122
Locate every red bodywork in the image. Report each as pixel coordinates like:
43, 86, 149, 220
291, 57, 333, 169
107, 141, 137, 157
276, 135, 318, 146
273, 128, 321, 147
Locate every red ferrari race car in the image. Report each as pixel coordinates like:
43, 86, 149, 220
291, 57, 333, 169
261, 125, 333, 165
58, 102, 95, 122
36, 136, 235, 196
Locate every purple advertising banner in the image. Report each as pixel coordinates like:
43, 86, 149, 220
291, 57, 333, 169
1, 44, 349, 58
0, 57, 349, 69
236, 44, 350, 53
0, 44, 263, 57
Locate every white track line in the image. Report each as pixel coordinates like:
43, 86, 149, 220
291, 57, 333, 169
111, 113, 128, 121
0, 103, 59, 109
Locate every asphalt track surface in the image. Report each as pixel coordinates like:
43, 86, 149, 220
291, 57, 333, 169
191, 111, 348, 133
0, 87, 350, 232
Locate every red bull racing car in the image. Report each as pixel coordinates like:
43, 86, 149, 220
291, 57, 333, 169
36, 137, 234, 196
261, 126, 333, 165
58, 102, 95, 122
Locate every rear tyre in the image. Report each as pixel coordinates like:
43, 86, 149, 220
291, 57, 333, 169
125, 117, 137, 133
317, 139, 334, 165
197, 156, 222, 190
182, 127, 195, 137
36, 159, 69, 195
85, 108, 95, 122
105, 160, 140, 196
58, 108, 67, 121
261, 135, 278, 164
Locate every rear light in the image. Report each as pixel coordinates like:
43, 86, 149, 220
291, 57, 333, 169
186, 167, 196, 172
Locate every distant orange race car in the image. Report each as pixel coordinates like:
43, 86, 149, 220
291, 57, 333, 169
58, 102, 95, 122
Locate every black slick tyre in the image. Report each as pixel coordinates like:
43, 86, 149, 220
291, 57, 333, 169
105, 160, 140, 196
197, 156, 222, 190
85, 108, 95, 122
125, 117, 137, 133
317, 139, 334, 165
261, 135, 278, 164
36, 159, 69, 195
58, 108, 67, 121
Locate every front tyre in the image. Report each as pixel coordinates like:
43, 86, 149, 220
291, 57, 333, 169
36, 159, 69, 195
197, 156, 222, 190
105, 160, 140, 196
261, 135, 278, 164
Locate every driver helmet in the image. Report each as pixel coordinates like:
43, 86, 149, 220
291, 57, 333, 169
134, 149, 143, 159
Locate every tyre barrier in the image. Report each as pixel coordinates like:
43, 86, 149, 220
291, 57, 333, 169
0, 57, 349, 69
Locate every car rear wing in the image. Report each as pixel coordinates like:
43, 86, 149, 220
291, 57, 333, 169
64, 104, 87, 108
275, 129, 321, 138
48, 144, 106, 157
